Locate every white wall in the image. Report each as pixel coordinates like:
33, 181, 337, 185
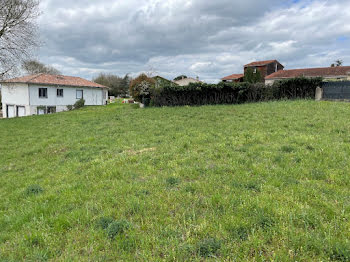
1, 83, 30, 118
29, 84, 106, 106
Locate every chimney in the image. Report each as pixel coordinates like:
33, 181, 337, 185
196, 76, 199, 81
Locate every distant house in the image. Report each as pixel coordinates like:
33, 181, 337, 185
265, 66, 350, 85
153, 76, 178, 88
221, 60, 284, 83
174, 76, 202, 86
221, 74, 244, 83
244, 60, 284, 79
1, 73, 108, 118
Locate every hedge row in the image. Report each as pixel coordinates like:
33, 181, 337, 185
150, 77, 322, 107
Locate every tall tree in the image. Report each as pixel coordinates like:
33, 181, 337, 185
0, 0, 40, 79
22, 59, 61, 75
93, 73, 130, 96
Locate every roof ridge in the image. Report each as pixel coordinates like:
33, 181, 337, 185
27, 73, 44, 82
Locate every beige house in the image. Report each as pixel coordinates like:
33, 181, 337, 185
174, 76, 202, 86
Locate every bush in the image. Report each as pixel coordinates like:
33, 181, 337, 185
74, 99, 85, 109
66, 105, 73, 111
150, 77, 322, 107
129, 74, 155, 103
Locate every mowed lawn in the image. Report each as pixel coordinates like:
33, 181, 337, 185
1, 100, 350, 261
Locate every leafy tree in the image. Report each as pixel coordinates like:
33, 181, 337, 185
93, 73, 130, 97
0, 0, 40, 79
22, 59, 61, 75
129, 73, 155, 102
174, 75, 187, 81
244, 67, 262, 83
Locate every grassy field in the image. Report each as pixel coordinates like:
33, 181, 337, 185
1, 100, 350, 261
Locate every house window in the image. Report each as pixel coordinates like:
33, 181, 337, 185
57, 89, 63, 97
39, 88, 48, 98
76, 90, 83, 99
253, 68, 257, 74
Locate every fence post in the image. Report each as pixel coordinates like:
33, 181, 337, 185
315, 86, 323, 101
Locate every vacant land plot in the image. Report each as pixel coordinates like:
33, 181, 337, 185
1, 101, 350, 261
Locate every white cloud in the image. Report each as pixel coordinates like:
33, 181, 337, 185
37, 0, 350, 83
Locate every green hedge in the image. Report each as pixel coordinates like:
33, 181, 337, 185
150, 77, 322, 107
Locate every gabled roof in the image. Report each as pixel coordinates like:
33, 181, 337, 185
244, 60, 281, 67
221, 74, 244, 80
1, 73, 108, 88
265, 66, 350, 79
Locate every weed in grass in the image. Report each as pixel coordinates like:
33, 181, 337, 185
251, 207, 276, 230
107, 220, 130, 240
184, 184, 196, 194
25, 234, 45, 248
281, 145, 295, 153
166, 176, 180, 187
227, 225, 250, 241
96, 217, 114, 230
25, 184, 44, 195
197, 238, 221, 257
329, 241, 350, 261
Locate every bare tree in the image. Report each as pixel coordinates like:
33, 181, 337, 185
331, 59, 343, 67
22, 59, 61, 75
335, 59, 343, 67
0, 0, 40, 79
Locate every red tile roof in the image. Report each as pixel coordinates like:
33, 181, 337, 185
244, 60, 280, 67
265, 66, 350, 79
1, 73, 108, 88
221, 74, 244, 80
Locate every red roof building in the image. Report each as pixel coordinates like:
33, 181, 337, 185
221, 74, 244, 82
2, 73, 108, 89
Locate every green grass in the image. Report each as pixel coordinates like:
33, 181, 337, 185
1, 100, 350, 261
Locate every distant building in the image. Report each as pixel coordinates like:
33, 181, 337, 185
221, 74, 244, 83
244, 60, 284, 80
153, 76, 178, 88
1, 73, 108, 118
265, 66, 350, 85
221, 60, 284, 83
174, 76, 202, 86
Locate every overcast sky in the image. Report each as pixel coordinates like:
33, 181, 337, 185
37, 0, 350, 83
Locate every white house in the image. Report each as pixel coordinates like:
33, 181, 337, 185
1, 73, 108, 118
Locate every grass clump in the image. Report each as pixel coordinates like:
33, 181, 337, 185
197, 238, 221, 257
25, 184, 44, 196
95, 217, 114, 230
166, 176, 180, 187
107, 220, 130, 240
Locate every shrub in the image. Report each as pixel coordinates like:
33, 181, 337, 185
66, 105, 73, 111
150, 77, 322, 107
197, 238, 221, 257
74, 99, 85, 109
107, 220, 130, 239
25, 184, 44, 195
129, 74, 155, 103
